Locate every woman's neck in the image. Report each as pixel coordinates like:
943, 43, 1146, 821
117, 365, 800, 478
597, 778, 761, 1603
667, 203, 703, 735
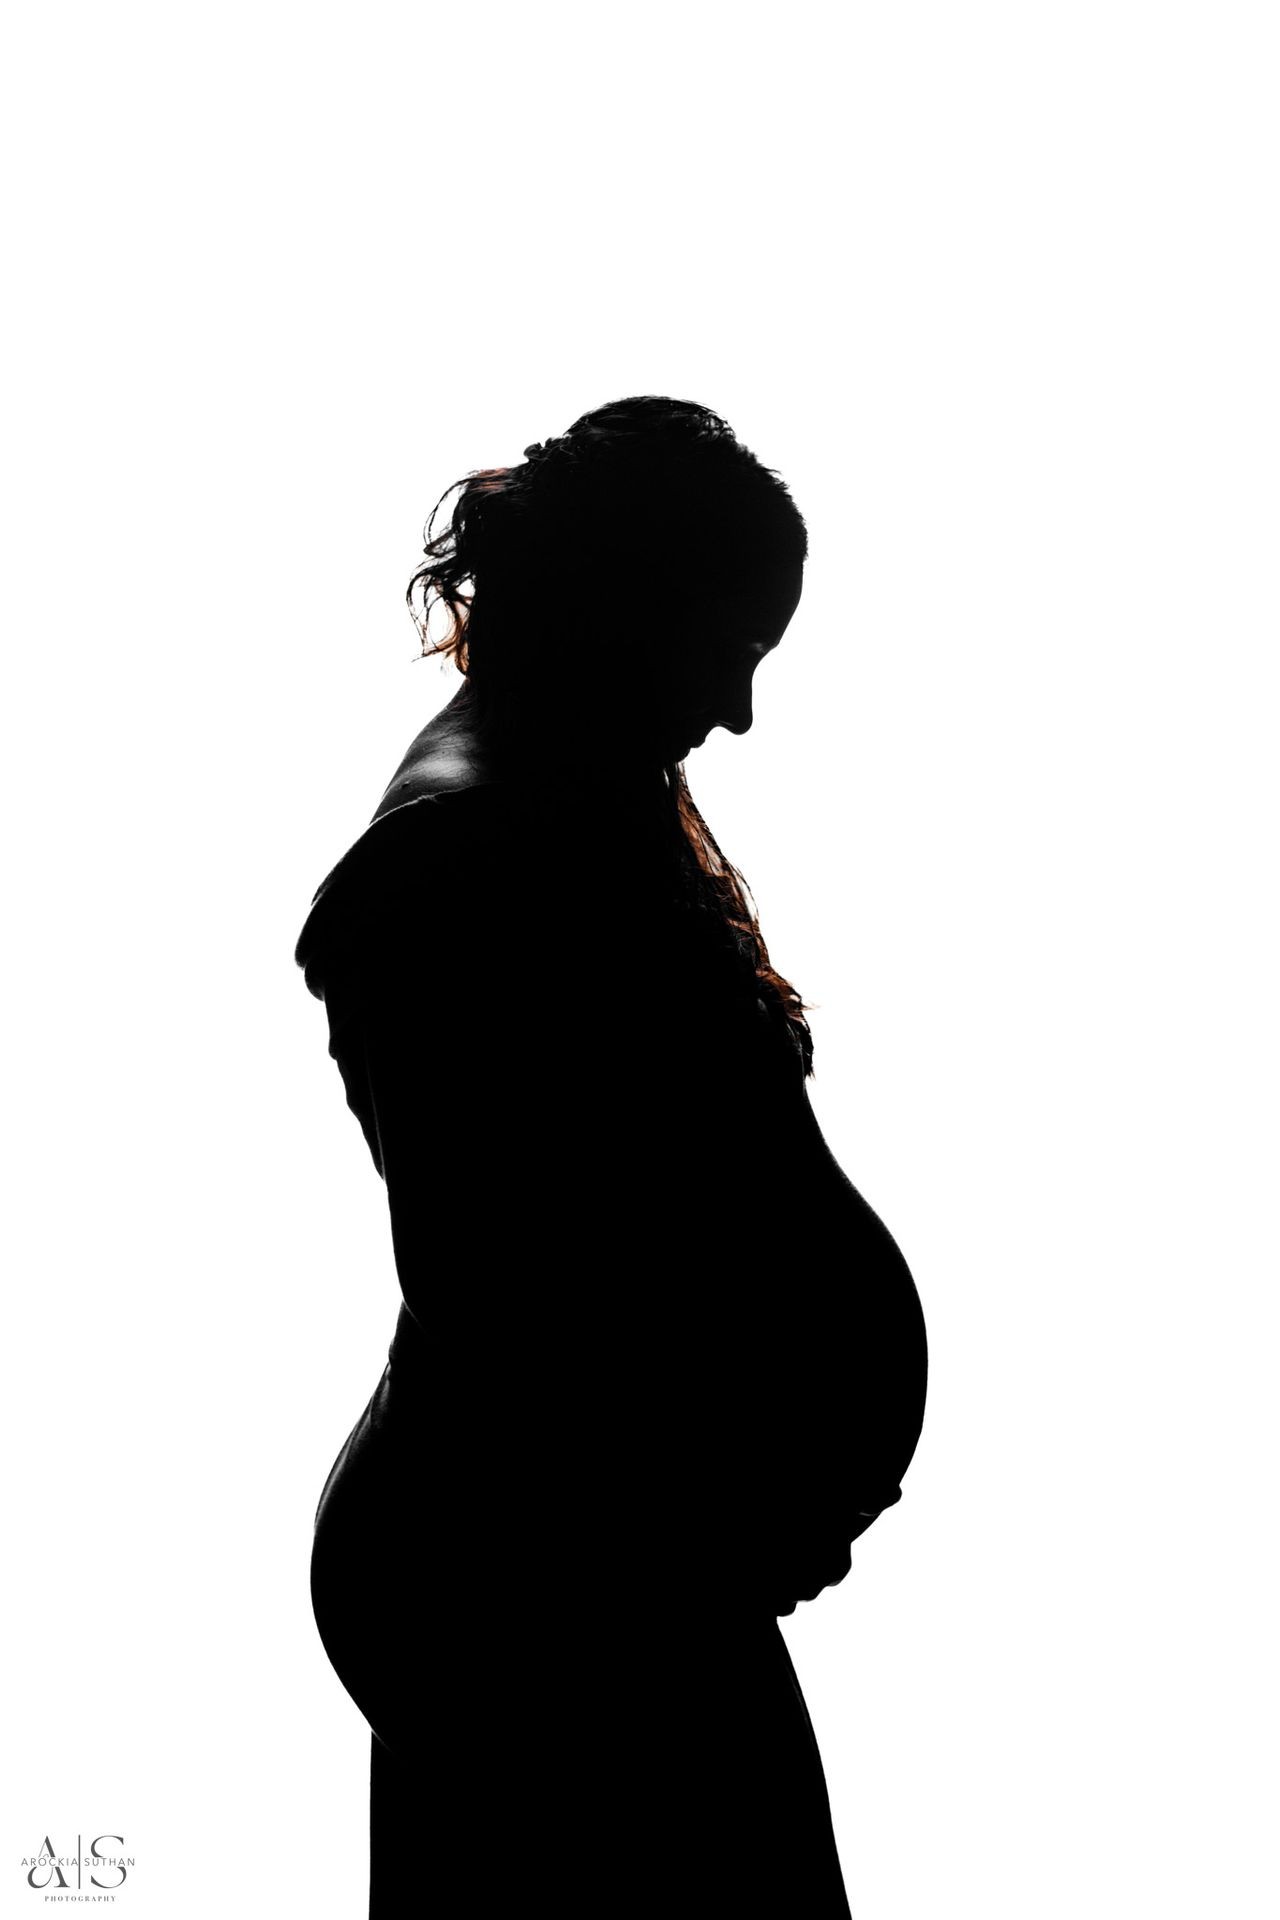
445, 678, 674, 797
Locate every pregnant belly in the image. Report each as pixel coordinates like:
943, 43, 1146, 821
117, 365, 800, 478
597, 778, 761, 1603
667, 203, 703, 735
367, 1089, 927, 1624
699, 1096, 929, 1613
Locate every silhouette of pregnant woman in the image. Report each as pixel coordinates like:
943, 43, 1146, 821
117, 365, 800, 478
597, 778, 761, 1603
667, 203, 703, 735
295, 396, 928, 1915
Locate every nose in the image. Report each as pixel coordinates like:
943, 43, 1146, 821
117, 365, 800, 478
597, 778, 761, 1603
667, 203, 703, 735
717, 689, 754, 736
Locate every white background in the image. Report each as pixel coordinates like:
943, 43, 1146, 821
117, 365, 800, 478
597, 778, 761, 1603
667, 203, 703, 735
3, 4, 1277, 1914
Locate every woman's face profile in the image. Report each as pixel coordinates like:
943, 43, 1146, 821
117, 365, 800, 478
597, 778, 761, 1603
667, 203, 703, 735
640, 559, 804, 763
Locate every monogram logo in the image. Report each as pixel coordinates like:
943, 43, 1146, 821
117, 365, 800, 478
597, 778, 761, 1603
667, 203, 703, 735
20, 1835, 134, 1892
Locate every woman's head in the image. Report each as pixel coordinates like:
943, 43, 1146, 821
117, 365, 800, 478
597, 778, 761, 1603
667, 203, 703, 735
406, 396, 816, 1077
406, 395, 807, 757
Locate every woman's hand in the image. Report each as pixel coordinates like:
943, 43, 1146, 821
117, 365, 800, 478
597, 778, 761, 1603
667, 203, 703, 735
741, 1461, 905, 1614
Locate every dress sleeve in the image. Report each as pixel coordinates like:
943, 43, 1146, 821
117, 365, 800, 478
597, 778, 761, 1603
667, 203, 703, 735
294, 787, 517, 1184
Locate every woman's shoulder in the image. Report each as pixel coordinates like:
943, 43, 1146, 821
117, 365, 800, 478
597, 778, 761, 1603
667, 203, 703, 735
294, 781, 519, 994
293, 760, 659, 1000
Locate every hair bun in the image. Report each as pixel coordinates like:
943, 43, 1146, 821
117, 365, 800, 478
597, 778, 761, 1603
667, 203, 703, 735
523, 434, 571, 466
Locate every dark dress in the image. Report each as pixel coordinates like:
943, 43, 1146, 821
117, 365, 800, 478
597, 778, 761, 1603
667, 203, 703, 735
295, 769, 927, 1917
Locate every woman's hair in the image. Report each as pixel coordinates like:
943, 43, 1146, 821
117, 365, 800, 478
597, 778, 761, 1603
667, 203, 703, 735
405, 394, 815, 1076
